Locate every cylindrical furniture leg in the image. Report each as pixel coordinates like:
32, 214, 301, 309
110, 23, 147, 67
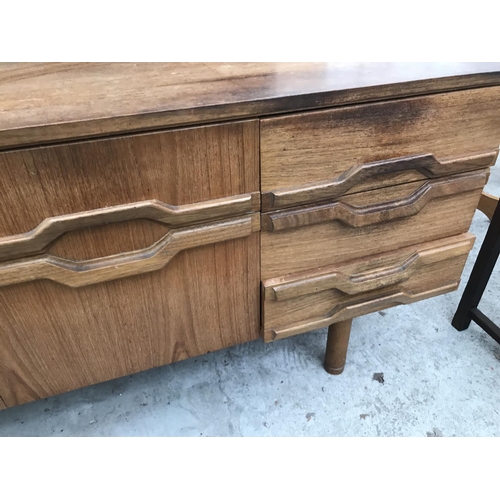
324, 319, 353, 375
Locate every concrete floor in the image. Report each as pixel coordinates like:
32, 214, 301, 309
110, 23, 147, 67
1, 166, 499, 437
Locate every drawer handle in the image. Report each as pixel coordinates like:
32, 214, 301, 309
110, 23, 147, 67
0, 192, 260, 262
261, 170, 487, 232
262, 150, 498, 211
0, 215, 260, 288
265, 284, 458, 341
264, 235, 474, 301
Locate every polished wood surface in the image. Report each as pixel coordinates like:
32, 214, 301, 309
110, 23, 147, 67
0, 120, 259, 237
1, 63, 500, 148
262, 234, 474, 341
0, 214, 260, 288
261, 87, 500, 208
478, 192, 499, 221
261, 171, 486, 279
324, 320, 353, 375
0, 233, 260, 407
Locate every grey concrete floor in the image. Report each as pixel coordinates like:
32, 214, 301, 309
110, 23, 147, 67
1, 166, 499, 437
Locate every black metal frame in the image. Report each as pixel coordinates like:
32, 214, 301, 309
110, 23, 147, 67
452, 197, 500, 342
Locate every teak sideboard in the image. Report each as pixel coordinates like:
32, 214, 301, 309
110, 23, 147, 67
1, 63, 500, 409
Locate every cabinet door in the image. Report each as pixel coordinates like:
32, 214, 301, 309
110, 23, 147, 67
0, 120, 260, 408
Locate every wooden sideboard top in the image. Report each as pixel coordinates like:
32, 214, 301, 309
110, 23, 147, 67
1, 62, 500, 149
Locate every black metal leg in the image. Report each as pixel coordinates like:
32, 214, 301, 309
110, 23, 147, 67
452, 197, 500, 338
468, 308, 500, 344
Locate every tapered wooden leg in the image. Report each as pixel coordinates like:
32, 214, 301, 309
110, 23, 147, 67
324, 319, 353, 375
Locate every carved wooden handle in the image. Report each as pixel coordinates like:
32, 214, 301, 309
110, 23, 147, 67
262, 150, 498, 211
0, 214, 260, 288
0, 192, 260, 262
261, 170, 487, 232
264, 235, 474, 302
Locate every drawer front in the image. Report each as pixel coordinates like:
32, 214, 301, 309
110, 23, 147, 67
262, 233, 475, 341
261, 86, 500, 211
0, 217, 260, 408
261, 170, 486, 279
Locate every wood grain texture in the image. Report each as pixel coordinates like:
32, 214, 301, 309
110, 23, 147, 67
0, 120, 259, 238
262, 171, 486, 232
1, 63, 500, 148
262, 234, 474, 341
0, 232, 260, 408
262, 151, 498, 211
0, 118, 261, 407
0, 192, 259, 262
0, 214, 260, 288
478, 192, 499, 220
261, 171, 487, 279
261, 87, 500, 205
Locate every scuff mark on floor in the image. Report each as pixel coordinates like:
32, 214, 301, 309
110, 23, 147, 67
426, 428, 443, 437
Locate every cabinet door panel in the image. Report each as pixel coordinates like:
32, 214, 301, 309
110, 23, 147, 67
0, 119, 260, 408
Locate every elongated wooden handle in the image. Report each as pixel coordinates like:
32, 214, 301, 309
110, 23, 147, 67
265, 284, 459, 342
262, 150, 498, 211
264, 235, 474, 301
261, 170, 487, 232
0, 192, 260, 262
0, 214, 260, 288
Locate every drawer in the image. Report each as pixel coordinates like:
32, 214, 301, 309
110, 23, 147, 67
0, 120, 260, 261
261, 170, 487, 279
262, 233, 475, 341
261, 86, 500, 211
